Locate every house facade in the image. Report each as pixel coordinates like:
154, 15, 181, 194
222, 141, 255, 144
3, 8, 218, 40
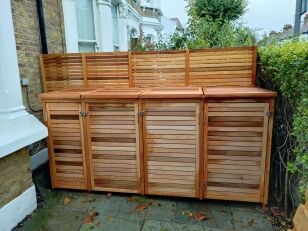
62, 0, 176, 52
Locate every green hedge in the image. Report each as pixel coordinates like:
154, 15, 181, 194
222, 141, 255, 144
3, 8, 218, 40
258, 41, 308, 192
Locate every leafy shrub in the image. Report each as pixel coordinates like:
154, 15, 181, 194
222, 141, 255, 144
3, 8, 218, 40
259, 41, 308, 192
190, 0, 247, 22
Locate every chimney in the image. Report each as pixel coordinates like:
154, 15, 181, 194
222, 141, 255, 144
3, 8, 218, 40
283, 24, 292, 33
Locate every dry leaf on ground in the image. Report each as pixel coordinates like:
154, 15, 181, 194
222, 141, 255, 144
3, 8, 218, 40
193, 212, 208, 222
64, 196, 71, 205
107, 216, 113, 222
106, 193, 112, 199
248, 219, 257, 226
135, 204, 147, 212
83, 211, 99, 224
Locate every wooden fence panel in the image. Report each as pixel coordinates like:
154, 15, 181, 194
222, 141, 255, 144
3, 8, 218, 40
129, 50, 186, 87
40, 47, 257, 92
189, 47, 256, 87
40, 54, 85, 92
85, 52, 130, 88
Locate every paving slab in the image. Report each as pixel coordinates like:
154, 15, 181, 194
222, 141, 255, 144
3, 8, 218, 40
142, 220, 224, 231
79, 216, 142, 231
14, 166, 275, 231
232, 209, 274, 231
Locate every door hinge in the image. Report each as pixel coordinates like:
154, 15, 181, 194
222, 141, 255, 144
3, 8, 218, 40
266, 111, 272, 117
80, 111, 88, 117
204, 113, 207, 124
139, 111, 145, 117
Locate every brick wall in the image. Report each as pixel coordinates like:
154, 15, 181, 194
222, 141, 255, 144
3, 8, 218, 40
0, 148, 32, 207
12, 0, 66, 112
11, 0, 66, 155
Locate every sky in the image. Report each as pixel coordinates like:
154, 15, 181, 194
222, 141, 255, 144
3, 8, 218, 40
161, 0, 297, 34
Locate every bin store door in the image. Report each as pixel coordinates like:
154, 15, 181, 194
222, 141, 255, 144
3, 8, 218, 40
143, 102, 200, 198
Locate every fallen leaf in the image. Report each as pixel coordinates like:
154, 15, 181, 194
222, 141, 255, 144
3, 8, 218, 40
135, 204, 147, 211
193, 212, 208, 222
148, 200, 153, 205
107, 216, 113, 222
248, 219, 257, 226
106, 193, 112, 199
188, 212, 193, 217
83, 211, 99, 224
64, 196, 71, 205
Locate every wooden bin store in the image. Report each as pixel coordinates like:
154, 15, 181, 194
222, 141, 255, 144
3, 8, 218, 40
39, 46, 277, 206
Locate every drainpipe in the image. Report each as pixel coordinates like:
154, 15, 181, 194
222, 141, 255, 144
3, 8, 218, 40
36, 0, 48, 54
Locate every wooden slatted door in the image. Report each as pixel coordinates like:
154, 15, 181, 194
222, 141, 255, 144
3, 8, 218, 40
143, 102, 200, 198
45, 102, 88, 190
204, 101, 270, 202
86, 103, 141, 193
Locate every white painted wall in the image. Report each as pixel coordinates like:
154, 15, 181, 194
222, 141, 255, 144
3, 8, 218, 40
0, 186, 37, 231
161, 16, 177, 36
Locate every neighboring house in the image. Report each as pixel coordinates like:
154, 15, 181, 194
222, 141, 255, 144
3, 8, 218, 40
269, 14, 308, 41
299, 13, 308, 40
62, 0, 180, 52
160, 16, 184, 36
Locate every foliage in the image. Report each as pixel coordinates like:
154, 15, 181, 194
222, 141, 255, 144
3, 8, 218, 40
259, 41, 308, 193
154, 0, 255, 50
130, 0, 255, 51
130, 27, 156, 51
190, 0, 247, 22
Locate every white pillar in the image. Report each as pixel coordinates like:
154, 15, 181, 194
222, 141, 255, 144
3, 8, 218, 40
0, 0, 47, 157
0, 0, 27, 119
97, 0, 113, 51
118, 2, 128, 51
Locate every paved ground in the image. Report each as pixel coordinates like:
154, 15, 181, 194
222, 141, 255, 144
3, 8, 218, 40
15, 166, 275, 231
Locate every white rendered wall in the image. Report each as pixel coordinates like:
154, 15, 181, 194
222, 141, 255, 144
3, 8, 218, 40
141, 16, 162, 42
160, 16, 177, 36
0, 186, 37, 231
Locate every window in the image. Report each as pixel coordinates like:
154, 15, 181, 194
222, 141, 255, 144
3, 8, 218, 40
76, 0, 97, 52
145, 34, 154, 44
111, 3, 120, 51
62, 0, 98, 52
